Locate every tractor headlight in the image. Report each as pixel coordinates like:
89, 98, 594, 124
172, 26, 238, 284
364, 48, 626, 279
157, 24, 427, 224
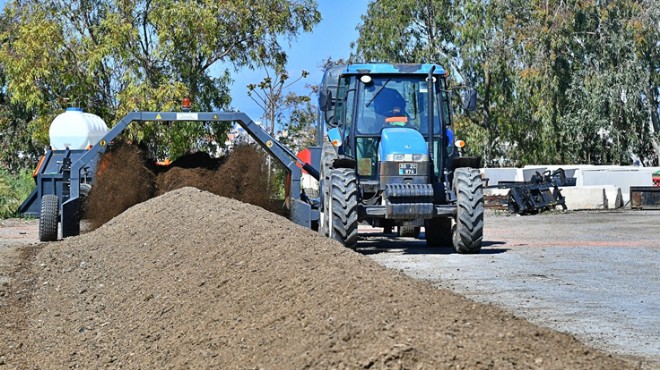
393, 154, 405, 161
413, 154, 425, 161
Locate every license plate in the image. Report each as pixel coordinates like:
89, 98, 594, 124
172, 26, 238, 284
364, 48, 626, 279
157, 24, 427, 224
399, 163, 417, 175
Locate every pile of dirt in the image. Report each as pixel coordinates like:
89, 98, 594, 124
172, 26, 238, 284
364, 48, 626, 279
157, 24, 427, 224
168, 151, 223, 170
85, 144, 156, 230
3, 188, 631, 369
85, 144, 281, 230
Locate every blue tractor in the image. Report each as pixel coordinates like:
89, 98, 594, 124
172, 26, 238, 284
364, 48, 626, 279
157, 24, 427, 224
314, 63, 483, 253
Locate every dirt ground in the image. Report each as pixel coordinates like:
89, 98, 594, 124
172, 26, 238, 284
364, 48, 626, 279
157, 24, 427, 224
362, 210, 660, 369
0, 188, 637, 369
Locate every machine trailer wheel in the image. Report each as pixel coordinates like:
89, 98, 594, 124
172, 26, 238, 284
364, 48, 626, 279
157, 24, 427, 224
399, 226, 421, 238
452, 168, 484, 254
424, 217, 453, 247
39, 194, 59, 242
328, 168, 358, 249
78, 183, 92, 220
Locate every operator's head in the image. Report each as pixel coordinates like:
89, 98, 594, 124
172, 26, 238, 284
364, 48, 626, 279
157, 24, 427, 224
374, 88, 406, 117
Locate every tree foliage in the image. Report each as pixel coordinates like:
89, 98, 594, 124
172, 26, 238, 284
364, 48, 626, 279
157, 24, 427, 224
354, 0, 660, 166
247, 63, 311, 135
0, 0, 320, 164
0, 9, 38, 171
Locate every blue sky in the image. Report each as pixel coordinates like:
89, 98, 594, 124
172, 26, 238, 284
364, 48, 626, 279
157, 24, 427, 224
0, 0, 370, 121
226, 1, 369, 120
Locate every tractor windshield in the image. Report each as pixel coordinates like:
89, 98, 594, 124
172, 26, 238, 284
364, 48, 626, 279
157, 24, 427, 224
353, 75, 451, 179
356, 76, 447, 135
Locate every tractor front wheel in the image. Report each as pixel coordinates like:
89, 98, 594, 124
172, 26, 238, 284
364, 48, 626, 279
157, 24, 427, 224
39, 194, 59, 242
328, 168, 358, 249
452, 168, 484, 254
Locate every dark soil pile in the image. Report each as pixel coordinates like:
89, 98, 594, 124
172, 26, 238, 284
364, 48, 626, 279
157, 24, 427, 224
6, 188, 631, 369
85, 143, 156, 230
85, 144, 281, 230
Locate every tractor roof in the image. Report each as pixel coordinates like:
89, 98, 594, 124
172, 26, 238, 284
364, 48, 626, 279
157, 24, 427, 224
341, 63, 447, 76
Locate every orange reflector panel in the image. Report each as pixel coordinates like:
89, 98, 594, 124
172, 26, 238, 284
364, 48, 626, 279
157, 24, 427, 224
32, 155, 45, 178
385, 116, 408, 123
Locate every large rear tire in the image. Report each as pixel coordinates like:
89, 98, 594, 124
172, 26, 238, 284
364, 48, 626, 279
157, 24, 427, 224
39, 194, 59, 242
452, 168, 484, 254
328, 168, 358, 249
319, 142, 337, 237
425, 217, 453, 247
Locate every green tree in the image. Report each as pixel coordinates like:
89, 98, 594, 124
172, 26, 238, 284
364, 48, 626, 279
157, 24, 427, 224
278, 91, 317, 153
0, 0, 320, 163
247, 61, 311, 135
354, 0, 660, 166
0, 8, 38, 171
246, 61, 317, 196
354, 0, 456, 70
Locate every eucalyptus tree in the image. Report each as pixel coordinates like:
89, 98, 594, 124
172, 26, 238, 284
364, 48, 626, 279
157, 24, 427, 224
0, 0, 320, 162
353, 0, 660, 166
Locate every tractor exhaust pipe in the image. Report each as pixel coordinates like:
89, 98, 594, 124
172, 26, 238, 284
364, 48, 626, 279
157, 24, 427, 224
427, 65, 436, 184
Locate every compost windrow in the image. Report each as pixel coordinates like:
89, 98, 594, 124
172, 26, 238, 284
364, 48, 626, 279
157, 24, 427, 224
85, 143, 281, 230
9, 188, 633, 369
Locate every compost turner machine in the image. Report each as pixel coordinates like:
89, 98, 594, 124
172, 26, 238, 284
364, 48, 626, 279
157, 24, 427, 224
20, 109, 319, 241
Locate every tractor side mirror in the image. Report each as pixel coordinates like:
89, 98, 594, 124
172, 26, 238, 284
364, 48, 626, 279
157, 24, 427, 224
325, 111, 337, 127
463, 89, 477, 112
319, 89, 333, 112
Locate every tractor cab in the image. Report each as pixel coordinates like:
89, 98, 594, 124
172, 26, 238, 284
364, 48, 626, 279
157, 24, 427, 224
320, 64, 454, 203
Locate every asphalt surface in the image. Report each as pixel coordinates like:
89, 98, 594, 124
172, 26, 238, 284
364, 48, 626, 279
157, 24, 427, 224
360, 210, 660, 369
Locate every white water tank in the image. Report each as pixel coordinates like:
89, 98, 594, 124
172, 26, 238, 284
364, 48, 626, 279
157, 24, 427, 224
49, 108, 109, 150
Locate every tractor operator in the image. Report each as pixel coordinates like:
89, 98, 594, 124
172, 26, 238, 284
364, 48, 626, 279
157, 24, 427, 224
359, 87, 411, 134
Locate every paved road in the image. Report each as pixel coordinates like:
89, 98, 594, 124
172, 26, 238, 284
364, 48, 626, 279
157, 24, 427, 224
360, 210, 660, 369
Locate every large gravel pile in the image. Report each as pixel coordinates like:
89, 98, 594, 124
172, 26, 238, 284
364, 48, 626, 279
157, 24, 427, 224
0, 188, 631, 369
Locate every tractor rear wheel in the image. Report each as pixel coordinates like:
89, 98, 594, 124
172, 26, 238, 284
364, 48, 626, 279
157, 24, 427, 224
399, 226, 421, 238
319, 142, 337, 237
425, 217, 453, 247
328, 168, 358, 249
452, 168, 484, 254
39, 194, 59, 242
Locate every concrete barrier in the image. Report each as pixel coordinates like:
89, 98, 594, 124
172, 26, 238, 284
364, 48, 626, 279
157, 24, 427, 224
578, 167, 657, 203
559, 186, 607, 210
484, 188, 510, 197
480, 168, 521, 186
557, 185, 623, 210
508, 165, 660, 205
485, 185, 623, 211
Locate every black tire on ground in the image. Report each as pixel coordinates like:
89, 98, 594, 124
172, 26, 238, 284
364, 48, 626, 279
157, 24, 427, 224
319, 142, 337, 237
399, 226, 421, 238
39, 194, 59, 242
452, 167, 484, 254
328, 168, 359, 249
425, 217, 453, 247
78, 183, 92, 220
79, 183, 91, 198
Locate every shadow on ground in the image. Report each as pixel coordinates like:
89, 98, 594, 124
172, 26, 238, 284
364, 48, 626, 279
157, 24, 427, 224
357, 232, 508, 256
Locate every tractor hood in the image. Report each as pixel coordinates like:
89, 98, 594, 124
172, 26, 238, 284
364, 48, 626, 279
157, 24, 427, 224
378, 128, 428, 161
